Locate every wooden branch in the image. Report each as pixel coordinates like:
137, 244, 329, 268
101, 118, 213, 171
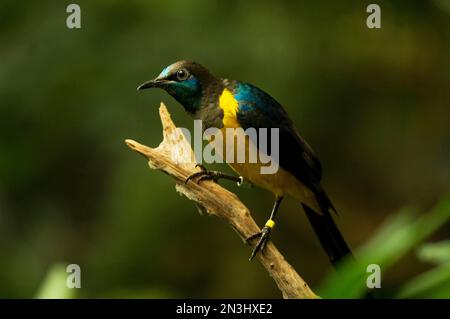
125, 102, 318, 299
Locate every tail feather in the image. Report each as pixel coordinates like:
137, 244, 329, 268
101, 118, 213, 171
302, 197, 352, 267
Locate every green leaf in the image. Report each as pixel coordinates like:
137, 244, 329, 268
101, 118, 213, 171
397, 262, 450, 298
417, 240, 450, 265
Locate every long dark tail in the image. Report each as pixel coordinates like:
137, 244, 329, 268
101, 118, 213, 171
302, 193, 353, 267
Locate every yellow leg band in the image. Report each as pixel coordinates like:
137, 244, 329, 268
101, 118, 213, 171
265, 219, 275, 229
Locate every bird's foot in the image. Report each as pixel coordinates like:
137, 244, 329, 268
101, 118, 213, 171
185, 164, 242, 185
246, 225, 272, 261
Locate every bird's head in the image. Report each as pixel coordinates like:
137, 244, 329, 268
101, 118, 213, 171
137, 61, 217, 114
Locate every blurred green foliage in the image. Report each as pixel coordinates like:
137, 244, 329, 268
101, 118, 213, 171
319, 193, 450, 298
0, 1, 449, 298
398, 245, 450, 298
35, 263, 75, 299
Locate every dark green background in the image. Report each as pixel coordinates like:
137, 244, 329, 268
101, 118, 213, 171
0, 0, 449, 298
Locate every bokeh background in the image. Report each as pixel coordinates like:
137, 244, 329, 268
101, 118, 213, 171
0, 0, 449, 298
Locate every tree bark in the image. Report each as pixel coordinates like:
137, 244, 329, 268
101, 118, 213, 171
125, 102, 318, 299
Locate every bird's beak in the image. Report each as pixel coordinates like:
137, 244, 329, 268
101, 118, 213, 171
137, 78, 164, 91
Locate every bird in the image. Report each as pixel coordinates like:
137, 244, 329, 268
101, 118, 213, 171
137, 60, 352, 266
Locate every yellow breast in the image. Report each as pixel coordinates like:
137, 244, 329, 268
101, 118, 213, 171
218, 88, 240, 128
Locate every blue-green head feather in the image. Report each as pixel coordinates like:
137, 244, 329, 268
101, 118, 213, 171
138, 61, 219, 114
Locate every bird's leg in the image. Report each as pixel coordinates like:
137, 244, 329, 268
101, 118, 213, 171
246, 196, 284, 260
185, 164, 244, 186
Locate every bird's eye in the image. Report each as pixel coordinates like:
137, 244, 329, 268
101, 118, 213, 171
176, 69, 189, 81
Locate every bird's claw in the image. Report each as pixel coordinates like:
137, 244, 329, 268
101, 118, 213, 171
197, 172, 220, 183
247, 226, 272, 261
185, 165, 219, 184
185, 165, 242, 185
